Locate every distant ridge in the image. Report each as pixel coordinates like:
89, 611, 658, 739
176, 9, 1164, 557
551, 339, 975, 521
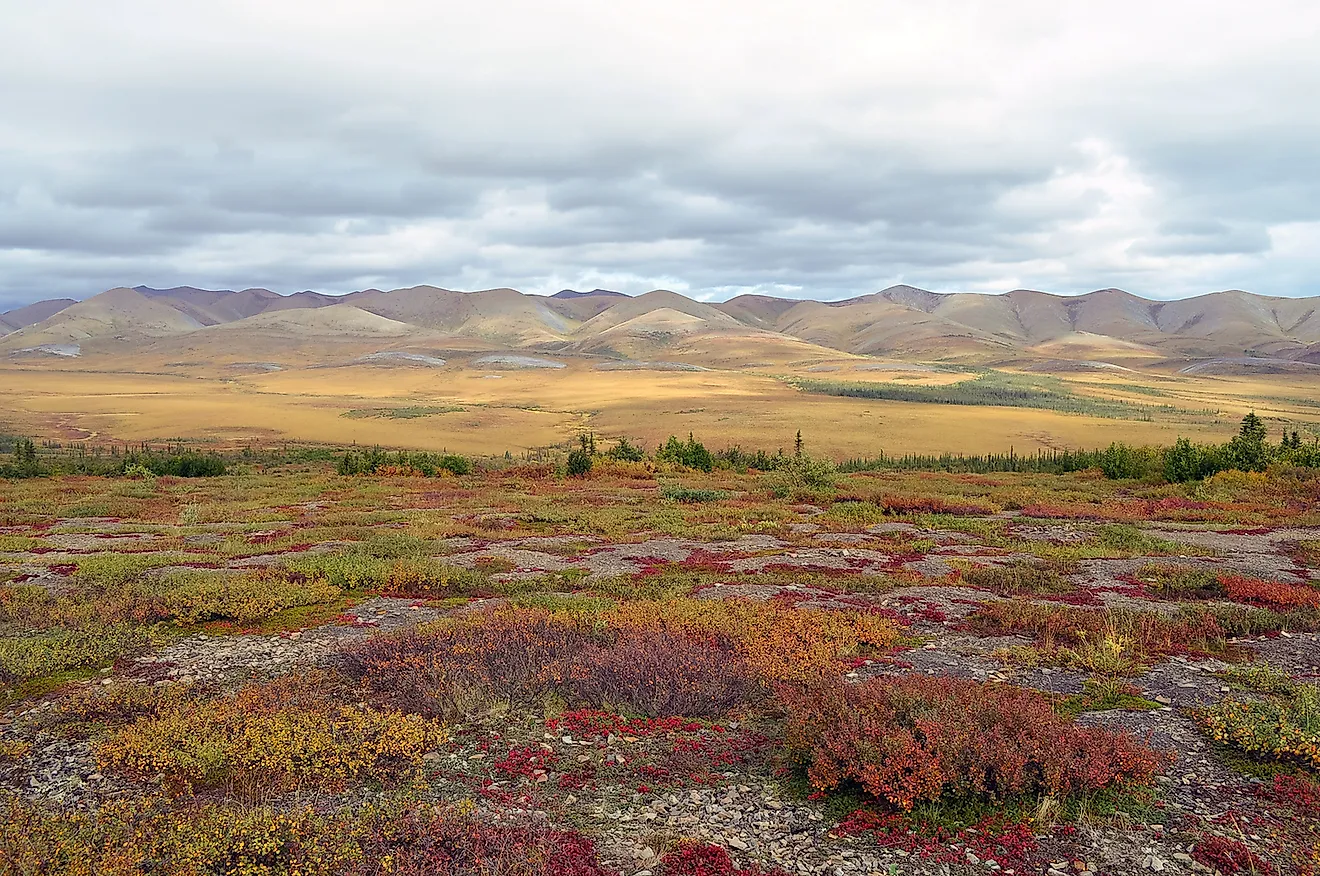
5, 283, 1320, 367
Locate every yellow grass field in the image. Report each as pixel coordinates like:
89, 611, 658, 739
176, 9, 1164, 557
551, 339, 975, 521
2, 357, 1317, 458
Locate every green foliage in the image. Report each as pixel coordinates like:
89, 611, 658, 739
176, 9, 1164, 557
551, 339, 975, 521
120, 451, 226, 477
764, 453, 837, 499
0, 625, 152, 686
337, 446, 470, 476
1097, 443, 1162, 480
1055, 679, 1162, 717
715, 444, 789, 472
606, 437, 645, 462
0, 438, 43, 479
341, 405, 464, 419
566, 449, 593, 478
1162, 437, 1224, 483
794, 371, 1176, 419
840, 447, 1106, 475
656, 433, 714, 472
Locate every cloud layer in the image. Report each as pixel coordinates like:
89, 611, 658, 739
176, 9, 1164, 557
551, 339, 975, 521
2, 0, 1318, 308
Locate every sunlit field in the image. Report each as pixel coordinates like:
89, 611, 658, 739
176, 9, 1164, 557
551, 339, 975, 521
4, 356, 1317, 458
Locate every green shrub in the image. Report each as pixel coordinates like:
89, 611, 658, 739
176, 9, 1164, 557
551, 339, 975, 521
764, 454, 836, 499
656, 434, 714, 472
566, 449, 593, 478
0, 625, 152, 685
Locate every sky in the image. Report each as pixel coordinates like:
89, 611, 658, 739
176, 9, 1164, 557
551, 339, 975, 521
1, 0, 1318, 310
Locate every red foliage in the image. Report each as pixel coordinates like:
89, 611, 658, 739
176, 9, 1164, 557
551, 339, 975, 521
659, 842, 789, 876
1220, 574, 1320, 610
352, 805, 617, 876
880, 495, 994, 516
571, 629, 764, 718
494, 744, 560, 780
340, 611, 764, 719
1192, 835, 1275, 875
1266, 774, 1320, 817
837, 810, 1041, 872
780, 674, 1164, 810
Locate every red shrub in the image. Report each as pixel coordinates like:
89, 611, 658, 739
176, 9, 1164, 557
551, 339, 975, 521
659, 842, 789, 876
881, 495, 994, 516
1192, 835, 1274, 875
1266, 774, 1320, 817
340, 610, 764, 719
494, 745, 560, 780
338, 610, 592, 716
352, 804, 616, 876
1220, 574, 1320, 610
570, 630, 763, 718
780, 674, 1163, 810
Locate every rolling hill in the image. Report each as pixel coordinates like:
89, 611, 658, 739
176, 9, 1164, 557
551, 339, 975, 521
5, 282, 1320, 370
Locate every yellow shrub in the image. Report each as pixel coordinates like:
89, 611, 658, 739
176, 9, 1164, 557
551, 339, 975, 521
96, 675, 446, 798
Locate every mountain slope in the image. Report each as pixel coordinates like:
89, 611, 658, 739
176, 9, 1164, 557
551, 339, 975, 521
7, 282, 1320, 366
1, 298, 78, 334
1, 287, 204, 350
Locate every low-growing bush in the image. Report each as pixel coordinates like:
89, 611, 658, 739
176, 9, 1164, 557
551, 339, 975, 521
281, 551, 483, 597
660, 841, 789, 876
763, 454, 836, 500
959, 561, 1076, 596
1191, 834, 1276, 875
340, 609, 764, 720
339, 609, 593, 717
0, 624, 152, 686
0, 796, 616, 876
1220, 574, 1320, 611
136, 568, 343, 625
339, 599, 897, 720
607, 597, 903, 682
1197, 678, 1320, 770
571, 630, 763, 718
1135, 565, 1222, 599
781, 674, 1164, 810
966, 601, 1264, 671
97, 673, 447, 798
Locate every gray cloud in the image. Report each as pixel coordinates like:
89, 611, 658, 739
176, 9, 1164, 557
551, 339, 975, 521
1, 0, 1318, 310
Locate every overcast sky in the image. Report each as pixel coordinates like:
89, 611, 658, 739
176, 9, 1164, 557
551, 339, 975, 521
1, 0, 1318, 309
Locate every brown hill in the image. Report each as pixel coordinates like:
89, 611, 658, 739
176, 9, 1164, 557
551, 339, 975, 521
8, 282, 1320, 368
0, 287, 204, 352
1, 298, 78, 334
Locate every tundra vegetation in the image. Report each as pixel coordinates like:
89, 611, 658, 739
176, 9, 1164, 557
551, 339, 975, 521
1, 422, 1318, 874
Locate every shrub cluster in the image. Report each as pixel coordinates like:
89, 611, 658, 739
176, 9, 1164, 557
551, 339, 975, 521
337, 446, 471, 477
780, 674, 1164, 810
339, 608, 763, 719
1197, 675, 1320, 770
96, 673, 447, 798
0, 796, 616, 876
339, 599, 901, 719
966, 600, 1320, 672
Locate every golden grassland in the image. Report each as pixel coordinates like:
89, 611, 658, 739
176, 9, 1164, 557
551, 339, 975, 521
2, 355, 1318, 457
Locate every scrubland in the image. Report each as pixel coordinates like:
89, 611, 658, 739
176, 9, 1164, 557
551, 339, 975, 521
1, 453, 1319, 875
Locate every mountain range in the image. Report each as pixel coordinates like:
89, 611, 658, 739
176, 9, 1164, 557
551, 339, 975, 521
3, 284, 1319, 370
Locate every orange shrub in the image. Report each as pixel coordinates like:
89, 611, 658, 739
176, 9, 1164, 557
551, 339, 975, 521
1220, 574, 1320, 610
606, 597, 903, 682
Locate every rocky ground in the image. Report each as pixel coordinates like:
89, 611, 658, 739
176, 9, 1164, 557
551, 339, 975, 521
2, 507, 1318, 875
